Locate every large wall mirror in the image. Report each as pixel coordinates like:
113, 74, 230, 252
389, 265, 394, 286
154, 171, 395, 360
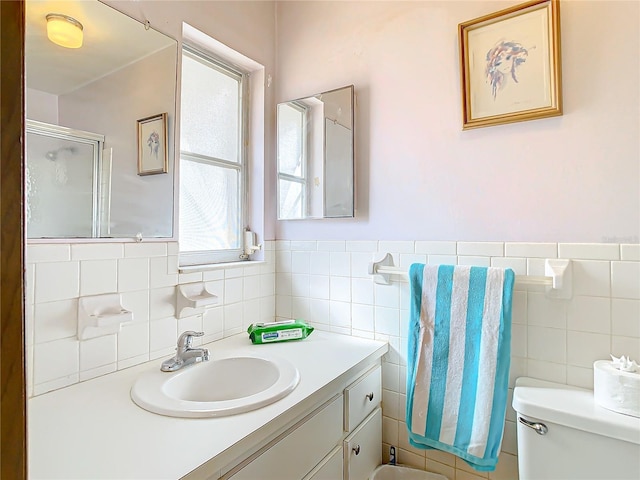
277, 85, 354, 220
25, 0, 178, 239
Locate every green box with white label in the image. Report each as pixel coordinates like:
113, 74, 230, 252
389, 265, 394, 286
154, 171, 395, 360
247, 320, 314, 344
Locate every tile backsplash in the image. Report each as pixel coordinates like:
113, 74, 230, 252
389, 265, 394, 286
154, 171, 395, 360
25, 241, 276, 397
26, 239, 639, 480
273, 240, 639, 480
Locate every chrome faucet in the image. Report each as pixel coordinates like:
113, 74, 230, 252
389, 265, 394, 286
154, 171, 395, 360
161, 330, 210, 372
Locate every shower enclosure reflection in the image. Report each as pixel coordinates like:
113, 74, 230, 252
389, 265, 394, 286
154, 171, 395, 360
26, 120, 109, 238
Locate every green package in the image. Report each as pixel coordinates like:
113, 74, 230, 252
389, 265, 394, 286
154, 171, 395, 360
247, 319, 314, 344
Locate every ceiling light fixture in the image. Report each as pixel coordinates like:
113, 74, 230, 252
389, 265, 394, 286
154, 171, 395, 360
46, 13, 83, 49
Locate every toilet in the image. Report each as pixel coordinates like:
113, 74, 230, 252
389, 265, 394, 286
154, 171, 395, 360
369, 464, 448, 480
513, 377, 640, 480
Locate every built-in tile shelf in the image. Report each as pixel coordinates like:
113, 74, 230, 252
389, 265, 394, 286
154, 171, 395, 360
77, 293, 133, 340
176, 282, 219, 318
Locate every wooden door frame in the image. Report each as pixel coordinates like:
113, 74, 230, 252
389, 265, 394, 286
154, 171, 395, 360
1, 0, 27, 478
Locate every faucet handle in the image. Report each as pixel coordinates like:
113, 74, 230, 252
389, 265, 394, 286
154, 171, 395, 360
177, 330, 204, 348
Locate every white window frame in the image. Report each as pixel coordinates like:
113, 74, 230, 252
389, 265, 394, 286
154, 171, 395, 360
277, 101, 308, 219
179, 45, 250, 266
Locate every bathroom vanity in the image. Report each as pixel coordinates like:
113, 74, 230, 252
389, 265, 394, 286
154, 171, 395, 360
217, 361, 382, 480
28, 331, 387, 479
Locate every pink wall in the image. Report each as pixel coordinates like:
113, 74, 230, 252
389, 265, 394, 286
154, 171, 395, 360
59, 47, 177, 238
26, 89, 58, 124
274, 1, 639, 243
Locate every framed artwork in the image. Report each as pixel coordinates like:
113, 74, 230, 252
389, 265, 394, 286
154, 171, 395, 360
459, 0, 562, 129
137, 113, 168, 175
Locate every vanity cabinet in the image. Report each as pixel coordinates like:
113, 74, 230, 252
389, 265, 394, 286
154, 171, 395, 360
227, 395, 344, 480
343, 364, 383, 479
344, 408, 382, 480
344, 364, 382, 431
222, 364, 382, 480
304, 446, 343, 480
28, 332, 388, 479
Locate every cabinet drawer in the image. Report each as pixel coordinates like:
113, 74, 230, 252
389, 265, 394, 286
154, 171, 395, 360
303, 446, 343, 480
343, 408, 382, 480
228, 395, 344, 480
344, 365, 381, 432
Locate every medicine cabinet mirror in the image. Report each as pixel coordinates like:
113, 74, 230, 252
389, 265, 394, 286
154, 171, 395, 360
25, 0, 178, 239
277, 85, 355, 220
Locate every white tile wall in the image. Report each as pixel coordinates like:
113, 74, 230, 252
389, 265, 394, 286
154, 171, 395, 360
80, 259, 118, 295
273, 240, 639, 480
27, 239, 639, 480
26, 241, 276, 396
35, 261, 79, 303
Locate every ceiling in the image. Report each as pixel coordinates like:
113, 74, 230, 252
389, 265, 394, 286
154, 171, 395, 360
26, 0, 175, 95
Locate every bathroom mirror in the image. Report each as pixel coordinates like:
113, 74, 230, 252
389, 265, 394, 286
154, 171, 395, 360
25, 0, 178, 239
277, 85, 355, 220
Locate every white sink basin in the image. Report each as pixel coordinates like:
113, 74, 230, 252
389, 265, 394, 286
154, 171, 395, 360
131, 355, 300, 418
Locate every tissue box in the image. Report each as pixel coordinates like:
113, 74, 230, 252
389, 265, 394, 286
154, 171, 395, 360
593, 360, 640, 418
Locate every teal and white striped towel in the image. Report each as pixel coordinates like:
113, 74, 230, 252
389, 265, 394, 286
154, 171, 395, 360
406, 264, 515, 472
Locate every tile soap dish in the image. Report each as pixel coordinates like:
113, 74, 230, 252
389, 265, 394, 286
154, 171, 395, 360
176, 282, 219, 318
77, 293, 133, 340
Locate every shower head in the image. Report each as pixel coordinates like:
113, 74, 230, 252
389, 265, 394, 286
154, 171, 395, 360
45, 146, 77, 161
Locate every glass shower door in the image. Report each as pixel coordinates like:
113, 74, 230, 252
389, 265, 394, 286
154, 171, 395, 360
26, 121, 104, 238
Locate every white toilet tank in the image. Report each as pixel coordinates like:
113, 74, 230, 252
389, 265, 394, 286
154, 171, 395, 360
513, 377, 640, 480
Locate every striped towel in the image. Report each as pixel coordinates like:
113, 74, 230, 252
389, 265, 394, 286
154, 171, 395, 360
406, 264, 515, 472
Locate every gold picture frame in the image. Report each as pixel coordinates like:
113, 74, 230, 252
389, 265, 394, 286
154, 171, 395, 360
459, 0, 562, 130
137, 112, 168, 175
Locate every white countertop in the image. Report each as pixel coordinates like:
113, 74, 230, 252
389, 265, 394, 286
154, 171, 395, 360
29, 331, 388, 479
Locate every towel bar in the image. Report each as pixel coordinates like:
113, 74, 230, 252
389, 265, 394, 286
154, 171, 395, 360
368, 253, 572, 299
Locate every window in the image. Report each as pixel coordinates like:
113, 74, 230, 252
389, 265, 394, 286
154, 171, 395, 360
277, 102, 307, 219
179, 46, 248, 265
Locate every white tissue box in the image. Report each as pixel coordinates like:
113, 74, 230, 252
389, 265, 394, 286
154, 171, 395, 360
593, 360, 640, 418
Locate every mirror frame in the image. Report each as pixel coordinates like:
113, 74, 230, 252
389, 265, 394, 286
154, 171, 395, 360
1, 0, 27, 477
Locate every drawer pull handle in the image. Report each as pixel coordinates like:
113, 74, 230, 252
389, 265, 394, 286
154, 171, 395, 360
366, 392, 374, 402
352, 445, 361, 455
